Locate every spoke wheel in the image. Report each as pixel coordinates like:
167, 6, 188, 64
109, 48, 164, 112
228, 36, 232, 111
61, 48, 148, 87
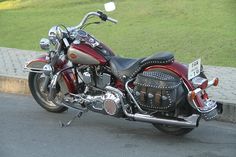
152, 124, 194, 136
28, 72, 67, 113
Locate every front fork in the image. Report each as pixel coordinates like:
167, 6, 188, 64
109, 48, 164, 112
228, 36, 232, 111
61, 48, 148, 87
47, 66, 75, 101
40, 64, 53, 93
24, 54, 77, 99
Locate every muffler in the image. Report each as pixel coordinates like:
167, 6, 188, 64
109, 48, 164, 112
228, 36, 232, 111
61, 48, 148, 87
126, 112, 200, 128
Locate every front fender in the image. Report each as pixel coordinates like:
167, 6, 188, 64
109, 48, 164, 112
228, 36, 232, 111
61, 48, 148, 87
24, 54, 49, 72
25, 54, 76, 94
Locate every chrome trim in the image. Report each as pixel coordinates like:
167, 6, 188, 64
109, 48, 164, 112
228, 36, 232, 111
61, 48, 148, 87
75, 12, 101, 29
107, 16, 118, 24
105, 86, 124, 98
48, 26, 63, 41
189, 78, 218, 96
73, 11, 117, 30
105, 86, 199, 128
40, 38, 50, 50
125, 79, 146, 114
24, 60, 47, 73
183, 81, 202, 113
199, 99, 217, 113
41, 75, 50, 93
23, 65, 44, 73
23, 68, 44, 73
49, 66, 74, 89
191, 76, 208, 88
130, 113, 199, 128
187, 78, 219, 113
63, 38, 70, 48
43, 64, 53, 76
48, 66, 74, 101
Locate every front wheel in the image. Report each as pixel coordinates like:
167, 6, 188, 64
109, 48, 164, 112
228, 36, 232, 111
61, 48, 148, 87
152, 124, 194, 136
28, 72, 68, 113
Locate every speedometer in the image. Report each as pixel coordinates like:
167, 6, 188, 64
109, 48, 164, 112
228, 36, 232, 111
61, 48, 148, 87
78, 30, 87, 38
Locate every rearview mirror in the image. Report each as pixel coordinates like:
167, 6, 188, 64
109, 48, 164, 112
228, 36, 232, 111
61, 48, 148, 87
104, 2, 116, 12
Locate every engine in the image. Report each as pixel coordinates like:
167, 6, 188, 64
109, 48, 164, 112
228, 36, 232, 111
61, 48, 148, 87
133, 70, 184, 112
79, 68, 123, 117
103, 92, 123, 116
83, 91, 123, 117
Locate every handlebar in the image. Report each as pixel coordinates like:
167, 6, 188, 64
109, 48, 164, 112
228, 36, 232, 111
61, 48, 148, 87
74, 11, 117, 29
107, 16, 118, 24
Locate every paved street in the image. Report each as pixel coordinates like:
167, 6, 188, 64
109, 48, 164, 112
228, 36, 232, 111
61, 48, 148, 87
0, 93, 236, 157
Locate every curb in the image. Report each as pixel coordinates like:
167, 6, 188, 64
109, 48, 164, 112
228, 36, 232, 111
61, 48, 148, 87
0, 75, 235, 123
217, 101, 236, 123
0, 75, 30, 95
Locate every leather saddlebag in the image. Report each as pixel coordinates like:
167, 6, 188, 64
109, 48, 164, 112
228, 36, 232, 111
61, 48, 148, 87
134, 71, 182, 112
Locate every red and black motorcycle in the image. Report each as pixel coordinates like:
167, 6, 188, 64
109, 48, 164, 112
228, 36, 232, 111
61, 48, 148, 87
25, 3, 222, 135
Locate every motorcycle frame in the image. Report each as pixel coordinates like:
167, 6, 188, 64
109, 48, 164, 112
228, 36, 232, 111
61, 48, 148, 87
25, 53, 203, 110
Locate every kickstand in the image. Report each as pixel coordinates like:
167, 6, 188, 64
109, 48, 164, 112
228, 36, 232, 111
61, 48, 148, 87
59, 110, 86, 128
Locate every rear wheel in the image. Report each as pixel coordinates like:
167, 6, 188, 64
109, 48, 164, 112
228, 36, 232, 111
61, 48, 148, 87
28, 72, 68, 113
152, 102, 196, 136
152, 124, 194, 136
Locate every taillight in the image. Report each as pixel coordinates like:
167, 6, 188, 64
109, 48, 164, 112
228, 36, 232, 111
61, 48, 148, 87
192, 77, 208, 89
199, 80, 208, 89
213, 78, 219, 86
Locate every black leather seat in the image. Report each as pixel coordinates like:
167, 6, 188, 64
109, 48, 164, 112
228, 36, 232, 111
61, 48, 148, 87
141, 52, 174, 66
109, 57, 144, 80
109, 52, 174, 81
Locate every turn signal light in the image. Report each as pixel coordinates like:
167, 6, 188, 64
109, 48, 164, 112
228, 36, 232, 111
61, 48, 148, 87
189, 91, 196, 100
213, 78, 219, 86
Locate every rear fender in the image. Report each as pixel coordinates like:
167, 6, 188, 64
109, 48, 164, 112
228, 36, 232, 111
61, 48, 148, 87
25, 54, 76, 94
144, 61, 204, 109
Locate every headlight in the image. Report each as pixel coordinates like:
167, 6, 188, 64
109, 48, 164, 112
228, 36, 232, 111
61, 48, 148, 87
48, 26, 63, 44
39, 38, 50, 50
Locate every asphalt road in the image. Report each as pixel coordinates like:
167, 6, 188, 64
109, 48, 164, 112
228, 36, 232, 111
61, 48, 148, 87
0, 93, 236, 157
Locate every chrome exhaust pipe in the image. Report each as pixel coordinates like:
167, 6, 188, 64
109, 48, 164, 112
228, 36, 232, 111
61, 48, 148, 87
127, 113, 200, 128
105, 85, 200, 128
133, 113, 200, 128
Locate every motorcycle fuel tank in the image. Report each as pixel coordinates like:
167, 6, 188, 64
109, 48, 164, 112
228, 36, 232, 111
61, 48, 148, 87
67, 43, 107, 65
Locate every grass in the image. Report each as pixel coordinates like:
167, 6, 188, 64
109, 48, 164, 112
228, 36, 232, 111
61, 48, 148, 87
0, 0, 236, 67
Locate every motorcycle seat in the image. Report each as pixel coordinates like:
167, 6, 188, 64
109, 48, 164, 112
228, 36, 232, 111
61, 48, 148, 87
109, 52, 174, 81
141, 52, 174, 66
109, 57, 144, 80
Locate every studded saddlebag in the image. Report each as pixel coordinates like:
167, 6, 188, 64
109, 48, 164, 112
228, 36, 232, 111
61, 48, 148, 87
134, 71, 182, 112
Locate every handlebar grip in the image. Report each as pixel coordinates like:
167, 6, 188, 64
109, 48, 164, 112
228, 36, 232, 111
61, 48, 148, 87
97, 11, 118, 24
107, 17, 118, 24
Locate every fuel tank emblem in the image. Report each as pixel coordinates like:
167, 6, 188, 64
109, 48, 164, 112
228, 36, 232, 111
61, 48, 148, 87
69, 53, 78, 59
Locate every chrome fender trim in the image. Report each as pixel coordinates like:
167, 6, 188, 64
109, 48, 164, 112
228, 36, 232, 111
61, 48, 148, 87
24, 54, 48, 73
